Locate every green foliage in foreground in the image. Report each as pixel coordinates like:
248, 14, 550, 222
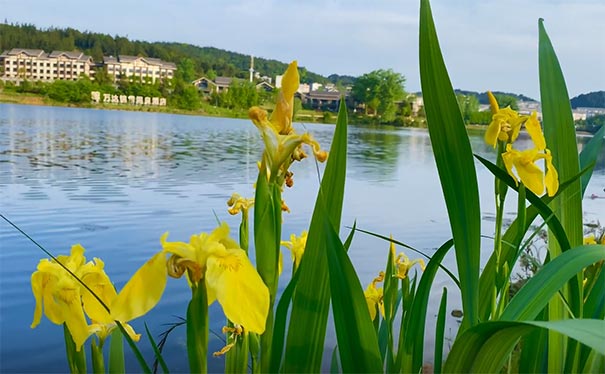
13, 0, 605, 373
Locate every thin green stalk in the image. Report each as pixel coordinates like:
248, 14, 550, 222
91, 338, 105, 374
64, 323, 87, 374
492, 141, 508, 319
187, 282, 208, 374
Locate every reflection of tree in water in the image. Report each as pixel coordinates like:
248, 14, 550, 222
347, 127, 440, 181
348, 128, 404, 180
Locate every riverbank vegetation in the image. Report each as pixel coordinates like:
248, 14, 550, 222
11, 0, 604, 373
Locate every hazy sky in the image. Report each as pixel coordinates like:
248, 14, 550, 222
2, 0, 604, 99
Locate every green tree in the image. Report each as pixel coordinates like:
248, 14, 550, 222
351, 69, 406, 122
493, 93, 518, 110
176, 58, 197, 83
456, 94, 480, 123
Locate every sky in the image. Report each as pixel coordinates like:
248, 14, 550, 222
1, 0, 604, 99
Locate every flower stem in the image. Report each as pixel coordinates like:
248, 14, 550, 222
187, 282, 208, 374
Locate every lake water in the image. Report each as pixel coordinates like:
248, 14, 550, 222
1, 103, 603, 373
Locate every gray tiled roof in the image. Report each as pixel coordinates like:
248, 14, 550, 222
214, 77, 233, 86
1, 48, 46, 57
115, 55, 176, 69
49, 50, 92, 61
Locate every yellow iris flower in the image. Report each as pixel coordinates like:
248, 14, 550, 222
484, 91, 559, 197
123, 222, 270, 334
583, 235, 597, 245
249, 61, 327, 184
484, 91, 527, 147
31, 245, 144, 351
502, 144, 559, 197
281, 230, 307, 271
394, 251, 426, 280
364, 272, 385, 321
227, 193, 254, 216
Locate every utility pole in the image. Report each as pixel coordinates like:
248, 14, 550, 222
249, 55, 254, 82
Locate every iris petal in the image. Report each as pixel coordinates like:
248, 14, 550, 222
111, 251, 167, 322
205, 249, 269, 334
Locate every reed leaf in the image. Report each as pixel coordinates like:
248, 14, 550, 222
445, 318, 605, 373
539, 18, 584, 372
434, 287, 447, 374
268, 266, 301, 373
419, 0, 481, 330
283, 100, 348, 372
324, 220, 382, 373
145, 323, 169, 374
501, 245, 605, 321
402, 239, 454, 373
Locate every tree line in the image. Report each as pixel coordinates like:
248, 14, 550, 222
0, 22, 328, 84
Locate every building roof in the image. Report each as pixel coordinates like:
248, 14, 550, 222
307, 91, 342, 100
1, 48, 46, 58
49, 50, 92, 61
214, 76, 233, 86
114, 55, 176, 69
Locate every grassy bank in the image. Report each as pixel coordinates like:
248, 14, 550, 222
0, 89, 340, 124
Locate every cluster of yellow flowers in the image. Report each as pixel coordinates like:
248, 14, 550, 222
364, 240, 426, 321
31, 223, 271, 349
484, 91, 559, 197
31, 244, 145, 351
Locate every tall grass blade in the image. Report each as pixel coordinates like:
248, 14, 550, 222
419, 0, 481, 329
269, 267, 301, 373
145, 323, 170, 374
283, 100, 348, 372
403, 239, 454, 373
434, 287, 447, 374
116, 321, 151, 374
325, 220, 382, 373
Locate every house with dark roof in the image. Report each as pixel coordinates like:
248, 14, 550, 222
298, 90, 344, 111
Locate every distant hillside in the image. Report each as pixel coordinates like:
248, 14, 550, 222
454, 90, 537, 104
571, 91, 605, 108
0, 22, 328, 83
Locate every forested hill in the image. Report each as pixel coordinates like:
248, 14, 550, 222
454, 89, 536, 104
571, 91, 605, 108
0, 23, 328, 83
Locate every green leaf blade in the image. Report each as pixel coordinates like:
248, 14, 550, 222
283, 99, 348, 372
419, 0, 481, 329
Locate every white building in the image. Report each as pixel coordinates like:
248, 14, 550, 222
0, 48, 94, 82
104, 55, 176, 83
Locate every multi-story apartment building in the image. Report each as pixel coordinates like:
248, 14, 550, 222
0, 48, 94, 81
104, 55, 176, 83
